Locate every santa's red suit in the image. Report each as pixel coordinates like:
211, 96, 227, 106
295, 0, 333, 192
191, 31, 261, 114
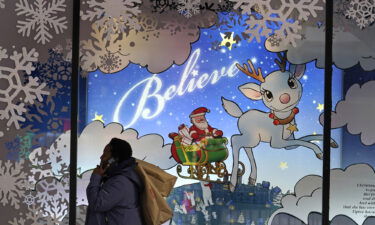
189, 125, 222, 142
188, 107, 223, 142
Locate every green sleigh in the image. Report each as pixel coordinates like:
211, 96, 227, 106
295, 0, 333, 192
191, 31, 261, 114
170, 135, 245, 183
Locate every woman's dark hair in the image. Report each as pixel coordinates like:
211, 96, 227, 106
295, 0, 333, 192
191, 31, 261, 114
108, 138, 132, 162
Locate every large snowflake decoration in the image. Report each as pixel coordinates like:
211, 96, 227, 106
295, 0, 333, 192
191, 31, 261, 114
81, 0, 142, 39
0, 47, 49, 135
233, 0, 324, 46
177, 0, 201, 18
345, 0, 375, 29
0, 160, 28, 209
15, 0, 68, 45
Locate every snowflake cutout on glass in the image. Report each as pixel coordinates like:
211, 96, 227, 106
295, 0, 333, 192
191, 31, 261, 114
21, 49, 71, 135
0, 160, 28, 209
177, 0, 201, 18
8, 204, 46, 225
35, 176, 69, 221
99, 53, 122, 73
233, 0, 324, 46
81, 0, 142, 40
345, 0, 375, 29
23, 191, 36, 207
81, 24, 129, 73
36, 176, 69, 207
0, 47, 49, 136
15, 0, 68, 45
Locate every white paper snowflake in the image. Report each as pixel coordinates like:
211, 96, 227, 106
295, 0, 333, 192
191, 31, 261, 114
81, 0, 141, 39
345, 0, 375, 29
233, 0, 324, 46
15, 0, 68, 44
0, 160, 28, 209
0, 47, 49, 131
0, 0, 5, 9
178, 0, 201, 18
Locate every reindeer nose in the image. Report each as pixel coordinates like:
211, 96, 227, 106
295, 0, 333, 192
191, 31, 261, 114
279, 93, 290, 104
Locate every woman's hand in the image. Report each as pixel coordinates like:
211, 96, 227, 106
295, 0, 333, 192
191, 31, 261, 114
93, 165, 106, 176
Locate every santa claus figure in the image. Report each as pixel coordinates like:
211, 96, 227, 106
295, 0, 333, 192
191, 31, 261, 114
189, 107, 223, 142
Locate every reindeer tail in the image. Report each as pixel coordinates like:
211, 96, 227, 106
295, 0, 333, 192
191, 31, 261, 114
221, 97, 243, 118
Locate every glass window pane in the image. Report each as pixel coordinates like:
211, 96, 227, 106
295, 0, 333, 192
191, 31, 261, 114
0, 0, 73, 223
329, 1, 375, 225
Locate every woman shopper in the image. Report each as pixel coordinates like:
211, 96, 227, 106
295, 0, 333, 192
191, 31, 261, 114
85, 138, 144, 225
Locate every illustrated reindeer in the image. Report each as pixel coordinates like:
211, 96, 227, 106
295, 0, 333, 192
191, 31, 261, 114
222, 53, 338, 192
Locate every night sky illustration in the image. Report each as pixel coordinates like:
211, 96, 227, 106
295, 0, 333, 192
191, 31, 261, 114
84, 14, 374, 191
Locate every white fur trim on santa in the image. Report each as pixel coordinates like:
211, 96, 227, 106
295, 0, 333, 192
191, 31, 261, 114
189, 112, 205, 118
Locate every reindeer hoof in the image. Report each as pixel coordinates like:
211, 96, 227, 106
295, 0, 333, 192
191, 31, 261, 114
316, 153, 323, 160
248, 178, 256, 186
229, 183, 236, 192
330, 140, 339, 148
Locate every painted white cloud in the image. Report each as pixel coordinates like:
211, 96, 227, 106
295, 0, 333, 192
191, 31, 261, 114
268, 164, 375, 225
265, 15, 375, 71
319, 80, 375, 145
77, 121, 176, 171
29, 121, 176, 176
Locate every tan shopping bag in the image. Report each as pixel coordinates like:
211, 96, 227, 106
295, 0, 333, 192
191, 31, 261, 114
135, 160, 177, 225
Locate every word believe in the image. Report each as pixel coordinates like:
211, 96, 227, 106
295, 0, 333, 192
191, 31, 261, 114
113, 48, 240, 128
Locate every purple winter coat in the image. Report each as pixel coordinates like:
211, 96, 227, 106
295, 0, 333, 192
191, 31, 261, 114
85, 157, 144, 225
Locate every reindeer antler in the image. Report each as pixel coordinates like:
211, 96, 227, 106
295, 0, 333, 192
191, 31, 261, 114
236, 60, 265, 83
274, 52, 287, 72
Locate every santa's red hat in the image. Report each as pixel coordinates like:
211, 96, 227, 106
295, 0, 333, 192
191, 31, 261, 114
189, 107, 210, 118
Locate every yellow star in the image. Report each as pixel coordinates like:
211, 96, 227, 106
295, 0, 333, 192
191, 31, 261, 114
279, 161, 288, 170
287, 124, 298, 132
220, 32, 236, 50
92, 113, 104, 123
316, 103, 324, 112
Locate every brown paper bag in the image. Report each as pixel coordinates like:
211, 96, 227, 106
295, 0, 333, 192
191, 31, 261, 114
135, 160, 177, 225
